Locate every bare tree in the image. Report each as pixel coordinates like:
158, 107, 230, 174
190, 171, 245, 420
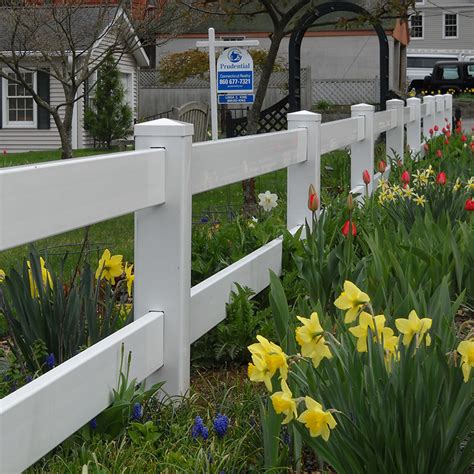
0, 1, 189, 159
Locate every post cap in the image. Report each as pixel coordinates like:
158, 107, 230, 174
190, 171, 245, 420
287, 110, 321, 122
134, 118, 194, 138
386, 99, 404, 107
351, 103, 375, 113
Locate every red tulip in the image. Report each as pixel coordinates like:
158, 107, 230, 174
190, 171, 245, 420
446, 124, 450, 130
434, 125, 439, 132
465, 198, 474, 211
429, 128, 434, 135
401, 170, 410, 185
446, 131, 451, 138
461, 134, 467, 142
436, 172, 446, 185
442, 127, 446, 134
444, 139, 449, 145
436, 150, 443, 158
362, 169, 371, 185
378, 160, 386, 173
423, 143, 429, 153
342, 220, 357, 237
308, 184, 319, 212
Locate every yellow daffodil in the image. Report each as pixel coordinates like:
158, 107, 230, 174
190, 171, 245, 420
453, 178, 462, 192
425, 165, 435, 177
402, 185, 414, 199
466, 177, 474, 191
124, 263, 134, 295
386, 190, 397, 202
334, 281, 370, 324
27, 257, 53, 298
0, 269, 5, 283
413, 194, 426, 207
395, 310, 432, 347
270, 379, 298, 424
297, 397, 337, 441
247, 335, 288, 390
457, 339, 473, 383
348, 311, 386, 352
382, 327, 399, 371
378, 177, 389, 190
392, 184, 403, 196
295, 312, 332, 368
95, 249, 123, 284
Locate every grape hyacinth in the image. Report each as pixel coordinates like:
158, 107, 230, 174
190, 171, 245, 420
131, 402, 142, 421
191, 416, 209, 440
213, 413, 229, 438
45, 353, 55, 370
89, 418, 97, 430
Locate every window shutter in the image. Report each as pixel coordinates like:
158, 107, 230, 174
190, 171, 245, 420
37, 71, 50, 130
0, 76, 3, 129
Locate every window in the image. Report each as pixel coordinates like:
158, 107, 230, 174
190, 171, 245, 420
2, 71, 36, 127
443, 14, 458, 38
119, 72, 133, 110
467, 65, 474, 78
407, 56, 457, 68
440, 66, 460, 80
410, 14, 423, 39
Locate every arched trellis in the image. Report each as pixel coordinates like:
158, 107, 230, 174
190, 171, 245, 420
288, 1, 390, 111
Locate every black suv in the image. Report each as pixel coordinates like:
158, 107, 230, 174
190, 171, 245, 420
416, 61, 474, 95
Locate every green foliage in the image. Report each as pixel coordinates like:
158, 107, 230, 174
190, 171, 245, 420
158, 48, 286, 85
84, 56, 133, 148
0, 247, 132, 375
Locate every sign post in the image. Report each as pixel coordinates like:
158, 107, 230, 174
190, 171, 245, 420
197, 28, 258, 140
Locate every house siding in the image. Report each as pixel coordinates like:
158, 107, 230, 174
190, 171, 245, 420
0, 73, 64, 152
409, 1, 474, 55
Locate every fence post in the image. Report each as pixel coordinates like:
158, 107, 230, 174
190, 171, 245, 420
445, 93, 453, 128
386, 98, 405, 164
287, 111, 321, 228
350, 103, 374, 197
406, 97, 421, 157
435, 94, 444, 134
134, 118, 194, 396
423, 95, 435, 138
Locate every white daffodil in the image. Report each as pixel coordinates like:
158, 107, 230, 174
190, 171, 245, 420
258, 191, 278, 212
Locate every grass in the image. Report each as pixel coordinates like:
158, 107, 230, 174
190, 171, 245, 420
27, 367, 264, 473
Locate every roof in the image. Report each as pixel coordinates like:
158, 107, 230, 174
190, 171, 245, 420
0, 6, 149, 67
181, 0, 399, 35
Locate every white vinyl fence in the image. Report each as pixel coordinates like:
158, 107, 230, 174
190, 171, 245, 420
0, 94, 451, 473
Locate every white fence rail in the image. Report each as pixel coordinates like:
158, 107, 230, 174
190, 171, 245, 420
0, 94, 452, 472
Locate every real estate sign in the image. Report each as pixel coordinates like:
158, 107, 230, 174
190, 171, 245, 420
217, 47, 254, 94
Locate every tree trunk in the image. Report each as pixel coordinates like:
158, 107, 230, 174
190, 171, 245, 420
52, 101, 75, 160
242, 31, 285, 211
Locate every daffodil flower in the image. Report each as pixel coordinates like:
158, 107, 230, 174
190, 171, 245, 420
270, 379, 298, 424
413, 194, 426, 207
258, 191, 278, 212
334, 281, 370, 324
247, 335, 288, 390
297, 397, 337, 441
124, 263, 134, 296
95, 249, 123, 284
457, 339, 473, 383
348, 311, 386, 353
453, 178, 462, 192
295, 312, 332, 368
465, 177, 474, 191
27, 257, 53, 298
403, 185, 414, 199
395, 310, 432, 347
0, 269, 5, 283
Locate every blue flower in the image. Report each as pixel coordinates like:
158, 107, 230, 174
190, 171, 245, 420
24, 375, 33, 384
45, 353, 55, 370
89, 418, 97, 430
192, 416, 209, 440
213, 413, 229, 438
131, 402, 142, 421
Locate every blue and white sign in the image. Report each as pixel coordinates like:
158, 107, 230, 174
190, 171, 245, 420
218, 94, 255, 104
217, 47, 254, 94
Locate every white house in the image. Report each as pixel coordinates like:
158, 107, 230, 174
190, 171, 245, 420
0, 6, 149, 153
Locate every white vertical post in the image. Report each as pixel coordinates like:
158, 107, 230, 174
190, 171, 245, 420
208, 28, 219, 140
287, 111, 321, 229
445, 93, 453, 128
134, 118, 194, 396
350, 104, 374, 197
406, 97, 421, 157
434, 94, 444, 134
423, 95, 435, 138
386, 99, 405, 164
